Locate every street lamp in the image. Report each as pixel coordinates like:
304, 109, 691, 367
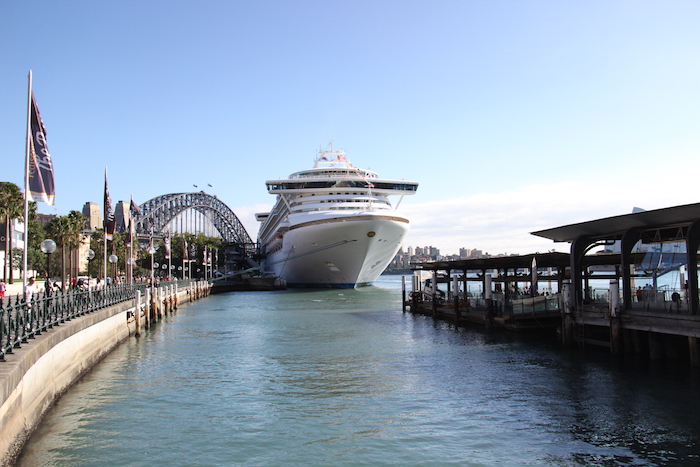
108, 254, 118, 285
40, 239, 56, 282
126, 257, 135, 285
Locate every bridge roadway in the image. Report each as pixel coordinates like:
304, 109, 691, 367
0, 280, 210, 466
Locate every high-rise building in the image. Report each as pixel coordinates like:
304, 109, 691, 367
114, 201, 131, 233
0, 219, 24, 281
36, 213, 57, 227
82, 202, 102, 231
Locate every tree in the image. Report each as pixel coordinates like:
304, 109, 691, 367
64, 210, 88, 280
0, 182, 25, 283
26, 207, 46, 276
88, 229, 105, 279
46, 211, 87, 291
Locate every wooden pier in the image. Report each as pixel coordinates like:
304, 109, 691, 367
406, 203, 700, 366
405, 289, 562, 332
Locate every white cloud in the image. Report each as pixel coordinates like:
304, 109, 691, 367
400, 177, 700, 256
231, 203, 272, 240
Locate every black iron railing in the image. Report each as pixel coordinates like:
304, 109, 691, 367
0, 281, 191, 362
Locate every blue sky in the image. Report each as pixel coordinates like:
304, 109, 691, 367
2, 1, 699, 256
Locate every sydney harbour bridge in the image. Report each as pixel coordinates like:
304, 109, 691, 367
129, 192, 257, 266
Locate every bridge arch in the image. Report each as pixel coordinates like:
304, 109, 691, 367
133, 192, 253, 244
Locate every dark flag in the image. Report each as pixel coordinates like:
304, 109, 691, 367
130, 198, 140, 215
183, 239, 189, 261
164, 231, 171, 259
104, 170, 115, 240
27, 92, 55, 205
125, 218, 133, 247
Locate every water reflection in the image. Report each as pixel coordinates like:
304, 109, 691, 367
17, 276, 700, 466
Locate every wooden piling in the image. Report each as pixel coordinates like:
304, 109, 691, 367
144, 288, 151, 328
134, 290, 142, 337
402, 276, 406, 312
689, 336, 699, 367
173, 284, 178, 310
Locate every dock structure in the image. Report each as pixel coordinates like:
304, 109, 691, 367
408, 202, 700, 366
407, 252, 569, 332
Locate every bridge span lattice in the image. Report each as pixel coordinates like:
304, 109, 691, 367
133, 192, 253, 244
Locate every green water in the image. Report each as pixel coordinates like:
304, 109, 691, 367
16, 276, 700, 466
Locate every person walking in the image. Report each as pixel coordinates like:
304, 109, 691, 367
44, 273, 53, 297
24, 277, 35, 303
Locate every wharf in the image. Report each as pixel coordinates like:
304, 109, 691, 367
408, 239, 700, 366
405, 295, 562, 333
210, 276, 286, 293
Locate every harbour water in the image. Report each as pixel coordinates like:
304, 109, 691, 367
16, 275, 700, 466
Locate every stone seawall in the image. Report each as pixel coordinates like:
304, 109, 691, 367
0, 285, 200, 466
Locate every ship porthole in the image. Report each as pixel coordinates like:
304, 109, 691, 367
367, 231, 376, 237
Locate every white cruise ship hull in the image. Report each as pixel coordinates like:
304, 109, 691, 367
261, 213, 409, 288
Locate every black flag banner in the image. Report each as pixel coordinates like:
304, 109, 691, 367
104, 170, 115, 240
27, 92, 55, 205
164, 231, 171, 259
125, 219, 133, 246
130, 198, 141, 215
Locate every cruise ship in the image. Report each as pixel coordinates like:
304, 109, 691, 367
256, 144, 419, 288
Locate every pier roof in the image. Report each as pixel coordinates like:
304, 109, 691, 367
412, 251, 571, 272
531, 202, 700, 243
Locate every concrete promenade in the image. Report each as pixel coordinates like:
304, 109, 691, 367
1, 282, 26, 298
0, 281, 210, 466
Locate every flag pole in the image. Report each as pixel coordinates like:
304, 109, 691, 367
22, 70, 33, 290
129, 195, 134, 286
103, 167, 108, 282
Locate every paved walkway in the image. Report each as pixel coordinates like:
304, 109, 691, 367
1, 280, 45, 300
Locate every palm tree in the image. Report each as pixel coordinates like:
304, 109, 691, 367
65, 210, 88, 281
46, 211, 87, 291
46, 216, 70, 290
0, 182, 25, 283
89, 229, 105, 279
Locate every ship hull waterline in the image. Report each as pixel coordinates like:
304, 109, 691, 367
261, 215, 409, 288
